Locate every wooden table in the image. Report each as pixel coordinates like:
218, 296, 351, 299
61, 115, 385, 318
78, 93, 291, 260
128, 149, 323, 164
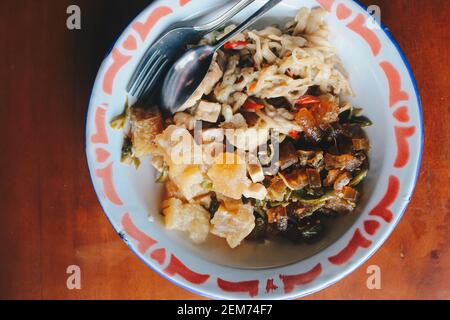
0, 0, 448, 300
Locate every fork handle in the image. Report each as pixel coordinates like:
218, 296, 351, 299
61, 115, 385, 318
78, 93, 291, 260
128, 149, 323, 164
194, 0, 257, 33
215, 0, 283, 49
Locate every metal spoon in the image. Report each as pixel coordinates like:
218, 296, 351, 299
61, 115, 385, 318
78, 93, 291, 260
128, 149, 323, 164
161, 0, 283, 113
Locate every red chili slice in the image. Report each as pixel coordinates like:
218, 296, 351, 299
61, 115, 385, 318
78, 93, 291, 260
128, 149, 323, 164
224, 40, 249, 50
295, 95, 321, 105
243, 100, 265, 111
288, 130, 300, 139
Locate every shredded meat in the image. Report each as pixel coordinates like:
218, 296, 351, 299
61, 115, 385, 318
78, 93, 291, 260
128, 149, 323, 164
333, 171, 352, 191
324, 153, 363, 171
324, 198, 355, 214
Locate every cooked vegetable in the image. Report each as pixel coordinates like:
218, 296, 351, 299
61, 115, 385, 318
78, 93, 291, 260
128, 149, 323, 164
121, 136, 141, 169
291, 191, 337, 206
200, 180, 213, 190
254, 203, 267, 220
151, 156, 165, 172
349, 169, 368, 187
121, 136, 133, 162
340, 105, 373, 127
350, 116, 373, 127
340, 105, 361, 122
155, 164, 169, 183
283, 213, 325, 244
110, 97, 130, 130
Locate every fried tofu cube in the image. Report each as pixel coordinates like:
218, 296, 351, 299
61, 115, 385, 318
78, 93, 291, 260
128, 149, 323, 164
169, 164, 208, 201
243, 183, 268, 200
130, 107, 163, 157
267, 176, 287, 202
247, 157, 265, 183
155, 125, 196, 164
163, 198, 210, 244
195, 101, 222, 123
210, 203, 255, 248
207, 152, 251, 200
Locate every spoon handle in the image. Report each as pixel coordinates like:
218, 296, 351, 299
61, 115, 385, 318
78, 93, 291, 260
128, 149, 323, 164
215, 0, 283, 49
194, 0, 257, 33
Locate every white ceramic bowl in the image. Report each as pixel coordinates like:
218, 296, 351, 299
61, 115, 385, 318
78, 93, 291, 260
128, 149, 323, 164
86, 0, 423, 299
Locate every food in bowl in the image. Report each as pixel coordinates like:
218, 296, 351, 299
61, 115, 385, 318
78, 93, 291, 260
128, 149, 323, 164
111, 7, 372, 249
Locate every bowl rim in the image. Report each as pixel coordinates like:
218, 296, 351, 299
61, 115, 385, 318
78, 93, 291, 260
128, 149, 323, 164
85, 0, 424, 300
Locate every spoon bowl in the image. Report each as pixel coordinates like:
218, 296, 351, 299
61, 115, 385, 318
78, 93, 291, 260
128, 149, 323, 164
161, 46, 216, 113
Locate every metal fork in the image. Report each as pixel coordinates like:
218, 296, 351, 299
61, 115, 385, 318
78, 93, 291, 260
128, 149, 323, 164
127, 0, 257, 101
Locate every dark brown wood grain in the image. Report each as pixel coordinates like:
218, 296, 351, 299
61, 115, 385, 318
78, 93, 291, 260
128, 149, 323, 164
0, 0, 448, 300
